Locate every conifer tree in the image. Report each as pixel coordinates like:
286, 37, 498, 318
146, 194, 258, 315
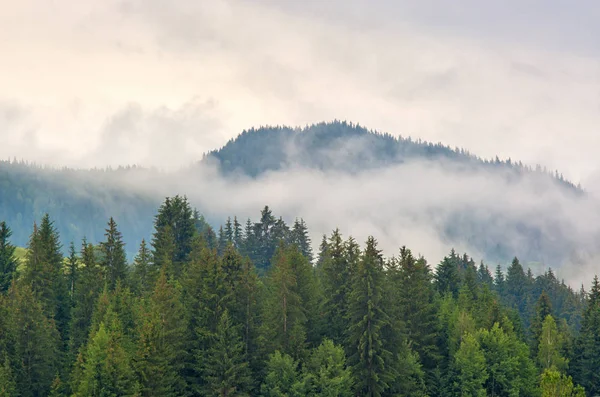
100, 217, 128, 290
69, 240, 103, 361
435, 249, 461, 298
135, 268, 189, 396
22, 215, 68, 324
0, 357, 16, 397
571, 276, 600, 394
66, 242, 78, 301
290, 218, 313, 262
452, 333, 487, 397
316, 234, 328, 269
393, 247, 440, 387
320, 229, 350, 345
260, 242, 306, 359
477, 261, 494, 288
72, 321, 136, 397
225, 217, 234, 244
201, 310, 252, 397
0, 221, 18, 293
346, 236, 394, 397
131, 239, 152, 295
152, 196, 195, 278
233, 216, 243, 251
7, 282, 60, 397
218, 225, 227, 257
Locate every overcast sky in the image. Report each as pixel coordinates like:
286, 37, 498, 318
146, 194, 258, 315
1, 0, 599, 184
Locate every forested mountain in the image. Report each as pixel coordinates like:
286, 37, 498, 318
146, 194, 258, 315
0, 121, 589, 267
206, 121, 579, 190
0, 198, 597, 396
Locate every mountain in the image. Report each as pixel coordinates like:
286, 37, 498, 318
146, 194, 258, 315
0, 121, 589, 268
206, 121, 579, 191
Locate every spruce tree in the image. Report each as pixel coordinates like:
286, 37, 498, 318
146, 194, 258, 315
393, 247, 440, 387
135, 268, 189, 396
69, 240, 103, 361
131, 239, 152, 295
320, 229, 350, 345
346, 236, 393, 397
452, 333, 487, 397
233, 216, 243, 251
290, 218, 313, 262
7, 282, 60, 397
152, 196, 195, 278
260, 242, 306, 359
571, 276, 600, 394
201, 310, 251, 397
435, 249, 461, 298
72, 321, 135, 397
66, 242, 78, 301
100, 217, 128, 290
0, 221, 17, 293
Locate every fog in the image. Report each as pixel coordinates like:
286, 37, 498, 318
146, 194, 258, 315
1, 0, 600, 183
2, 0, 600, 285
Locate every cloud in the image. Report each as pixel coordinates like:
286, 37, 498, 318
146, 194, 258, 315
1, 0, 599, 184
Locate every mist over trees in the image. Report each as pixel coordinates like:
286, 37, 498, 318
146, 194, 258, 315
0, 121, 592, 274
0, 196, 598, 396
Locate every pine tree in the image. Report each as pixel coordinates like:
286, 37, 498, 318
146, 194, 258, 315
66, 242, 78, 301
494, 265, 505, 297
100, 217, 128, 290
225, 217, 234, 244
290, 218, 313, 263
316, 234, 328, 269
69, 240, 103, 362
201, 310, 252, 397
435, 249, 461, 298
218, 225, 227, 257
320, 229, 350, 345
7, 282, 60, 397
131, 239, 152, 295
260, 242, 306, 359
152, 196, 195, 278
72, 321, 135, 397
477, 261, 494, 288
347, 236, 393, 397
571, 275, 600, 394
22, 215, 68, 323
393, 247, 440, 387
233, 216, 243, 251
135, 268, 189, 396
0, 221, 18, 293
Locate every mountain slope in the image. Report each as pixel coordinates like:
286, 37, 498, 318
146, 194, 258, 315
206, 121, 579, 192
0, 121, 590, 270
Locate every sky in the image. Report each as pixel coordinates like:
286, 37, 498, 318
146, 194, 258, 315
1, 0, 600, 184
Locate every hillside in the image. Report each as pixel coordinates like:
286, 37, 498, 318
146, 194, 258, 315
206, 121, 579, 191
0, 121, 589, 268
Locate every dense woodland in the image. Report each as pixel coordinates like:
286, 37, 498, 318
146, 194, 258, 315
0, 195, 598, 396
